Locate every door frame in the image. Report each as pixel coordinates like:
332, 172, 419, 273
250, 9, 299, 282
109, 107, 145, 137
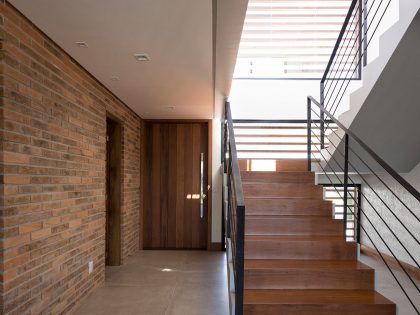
106, 114, 122, 266
140, 119, 213, 250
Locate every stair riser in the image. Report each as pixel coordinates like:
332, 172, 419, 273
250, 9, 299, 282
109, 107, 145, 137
245, 218, 342, 236
245, 240, 357, 260
241, 172, 314, 184
276, 159, 308, 171
244, 269, 374, 290
243, 184, 323, 199
245, 199, 332, 216
244, 304, 396, 315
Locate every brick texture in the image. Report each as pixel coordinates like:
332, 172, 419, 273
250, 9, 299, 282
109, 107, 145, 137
0, 1, 142, 314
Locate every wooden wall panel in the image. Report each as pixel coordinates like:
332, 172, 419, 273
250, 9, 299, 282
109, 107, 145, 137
143, 122, 208, 249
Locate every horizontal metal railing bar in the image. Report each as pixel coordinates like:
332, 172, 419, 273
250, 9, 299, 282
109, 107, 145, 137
308, 96, 420, 203
240, 37, 357, 43
245, 14, 348, 19
235, 134, 319, 138
245, 22, 356, 28
234, 126, 323, 129
236, 142, 321, 145
238, 157, 319, 161
233, 119, 335, 124
248, 0, 352, 3
311, 109, 420, 224
247, 6, 351, 11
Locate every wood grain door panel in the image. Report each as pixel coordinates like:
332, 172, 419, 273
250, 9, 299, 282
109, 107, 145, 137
144, 122, 208, 249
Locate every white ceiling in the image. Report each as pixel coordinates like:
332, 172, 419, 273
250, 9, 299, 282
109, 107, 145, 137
10, 0, 217, 119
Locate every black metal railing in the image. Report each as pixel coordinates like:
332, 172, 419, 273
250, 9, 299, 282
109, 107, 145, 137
320, 0, 393, 128
222, 102, 245, 315
307, 96, 420, 314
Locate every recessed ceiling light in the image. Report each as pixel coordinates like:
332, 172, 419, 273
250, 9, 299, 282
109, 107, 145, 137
75, 41, 88, 48
134, 53, 151, 62
110, 76, 120, 81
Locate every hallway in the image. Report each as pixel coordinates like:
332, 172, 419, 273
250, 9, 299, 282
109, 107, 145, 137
76, 251, 229, 315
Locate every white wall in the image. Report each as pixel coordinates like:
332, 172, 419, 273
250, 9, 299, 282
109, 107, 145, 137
229, 80, 320, 119
403, 161, 420, 191
211, 117, 223, 243
360, 164, 420, 267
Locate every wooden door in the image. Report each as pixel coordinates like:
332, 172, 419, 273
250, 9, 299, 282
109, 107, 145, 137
143, 122, 208, 249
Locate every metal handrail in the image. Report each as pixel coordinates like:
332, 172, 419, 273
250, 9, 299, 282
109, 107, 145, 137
308, 96, 420, 203
223, 102, 245, 315
307, 96, 420, 314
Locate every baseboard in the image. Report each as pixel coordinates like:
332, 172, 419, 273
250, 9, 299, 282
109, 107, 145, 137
361, 245, 420, 281
209, 242, 222, 251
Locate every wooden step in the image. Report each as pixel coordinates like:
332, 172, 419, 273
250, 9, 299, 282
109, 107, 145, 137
235, 158, 396, 314
245, 198, 332, 216
245, 235, 357, 260
243, 183, 323, 199
241, 171, 314, 184
245, 216, 342, 236
244, 260, 374, 290
243, 290, 396, 315
276, 159, 308, 171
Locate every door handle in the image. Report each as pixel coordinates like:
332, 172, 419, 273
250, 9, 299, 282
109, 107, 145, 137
200, 152, 206, 218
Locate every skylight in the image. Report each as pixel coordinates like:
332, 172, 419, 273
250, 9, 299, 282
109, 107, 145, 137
233, 0, 356, 79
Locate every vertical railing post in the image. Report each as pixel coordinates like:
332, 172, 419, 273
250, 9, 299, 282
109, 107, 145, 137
363, 0, 368, 67
343, 134, 349, 237
307, 97, 312, 171
226, 149, 231, 239
320, 83, 325, 149
235, 205, 245, 315
358, 0, 363, 78
356, 185, 362, 243
221, 120, 226, 250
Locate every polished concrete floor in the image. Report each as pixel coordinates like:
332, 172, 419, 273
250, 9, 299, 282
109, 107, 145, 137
360, 253, 420, 315
76, 250, 419, 315
76, 251, 229, 315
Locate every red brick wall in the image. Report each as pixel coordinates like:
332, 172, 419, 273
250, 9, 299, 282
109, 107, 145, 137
0, 1, 142, 314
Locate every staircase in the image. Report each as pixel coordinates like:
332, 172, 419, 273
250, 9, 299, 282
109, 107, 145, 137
240, 159, 396, 315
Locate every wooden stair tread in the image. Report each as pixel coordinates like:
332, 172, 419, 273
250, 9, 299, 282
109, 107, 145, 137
241, 171, 313, 175
243, 183, 323, 199
243, 182, 320, 187
245, 215, 337, 220
244, 197, 330, 200
246, 235, 347, 241
243, 290, 394, 305
245, 216, 342, 236
244, 198, 332, 216
244, 260, 372, 270
245, 196, 324, 199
